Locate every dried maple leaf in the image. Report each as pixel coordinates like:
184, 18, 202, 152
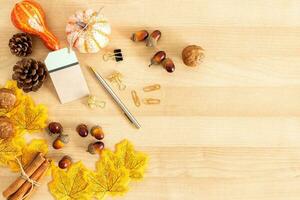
0, 138, 23, 167
107, 139, 149, 180
10, 95, 48, 133
8, 139, 48, 172
89, 155, 130, 200
49, 162, 93, 200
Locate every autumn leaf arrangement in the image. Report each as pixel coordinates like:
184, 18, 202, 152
0, 80, 48, 171
0, 81, 148, 200
49, 139, 148, 200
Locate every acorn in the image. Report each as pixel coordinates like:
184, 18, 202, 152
146, 30, 162, 47
162, 58, 175, 73
76, 124, 88, 137
90, 126, 104, 140
58, 156, 72, 169
52, 138, 64, 149
48, 122, 63, 135
87, 141, 105, 155
131, 30, 149, 42
149, 51, 166, 67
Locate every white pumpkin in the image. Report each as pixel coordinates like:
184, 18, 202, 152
66, 9, 111, 53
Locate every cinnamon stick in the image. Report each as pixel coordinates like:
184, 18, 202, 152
3, 153, 45, 198
23, 159, 51, 200
8, 159, 50, 200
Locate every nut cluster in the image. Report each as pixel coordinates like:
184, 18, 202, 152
48, 122, 106, 169
48, 122, 69, 150
76, 124, 105, 155
131, 30, 175, 73
131, 30, 161, 47
149, 51, 175, 73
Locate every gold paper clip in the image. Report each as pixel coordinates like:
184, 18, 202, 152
107, 71, 126, 90
143, 84, 161, 92
143, 98, 161, 105
87, 95, 106, 109
89, 66, 141, 129
131, 90, 141, 107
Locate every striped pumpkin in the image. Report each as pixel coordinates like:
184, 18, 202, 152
66, 9, 111, 53
11, 0, 60, 51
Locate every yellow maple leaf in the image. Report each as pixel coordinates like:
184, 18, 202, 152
8, 139, 48, 172
48, 140, 148, 200
10, 95, 48, 133
49, 162, 93, 200
0, 80, 48, 134
0, 138, 23, 167
108, 139, 149, 180
89, 155, 130, 200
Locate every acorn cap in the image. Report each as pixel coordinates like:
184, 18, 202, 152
58, 134, 70, 144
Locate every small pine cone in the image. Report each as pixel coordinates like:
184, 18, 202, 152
8, 33, 33, 57
12, 58, 48, 93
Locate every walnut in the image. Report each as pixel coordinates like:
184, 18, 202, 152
0, 88, 16, 109
0, 117, 15, 139
182, 45, 205, 67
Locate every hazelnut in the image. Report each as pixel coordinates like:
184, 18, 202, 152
0, 88, 16, 110
0, 116, 14, 139
182, 45, 205, 67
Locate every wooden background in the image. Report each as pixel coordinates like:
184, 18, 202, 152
1, 0, 300, 199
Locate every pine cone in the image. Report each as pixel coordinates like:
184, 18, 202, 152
12, 58, 48, 93
8, 33, 33, 57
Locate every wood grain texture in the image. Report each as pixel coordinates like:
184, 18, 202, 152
1, 0, 300, 199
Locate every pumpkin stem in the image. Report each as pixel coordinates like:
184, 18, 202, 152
76, 21, 88, 30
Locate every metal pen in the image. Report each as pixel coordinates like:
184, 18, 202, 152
88, 65, 141, 129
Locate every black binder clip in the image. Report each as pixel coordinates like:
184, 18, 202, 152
103, 49, 123, 62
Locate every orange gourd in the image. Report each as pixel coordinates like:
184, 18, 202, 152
11, 0, 60, 51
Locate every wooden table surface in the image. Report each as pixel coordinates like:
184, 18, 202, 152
2, 0, 300, 199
